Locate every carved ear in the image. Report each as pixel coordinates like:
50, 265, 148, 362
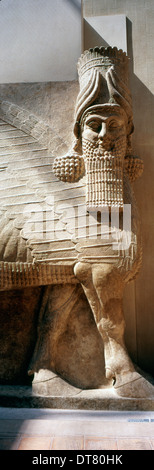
126, 119, 134, 158
127, 117, 134, 137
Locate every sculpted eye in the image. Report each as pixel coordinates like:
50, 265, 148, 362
108, 120, 119, 129
108, 119, 124, 130
87, 120, 101, 132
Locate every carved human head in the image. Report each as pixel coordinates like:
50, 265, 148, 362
53, 47, 143, 191
81, 104, 127, 158
74, 47, 133, 154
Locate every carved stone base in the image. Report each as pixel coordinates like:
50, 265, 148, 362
1, 369, 154, 411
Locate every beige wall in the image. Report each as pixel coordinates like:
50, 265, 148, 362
83, 0, 154, 376
0, 0, 81, 82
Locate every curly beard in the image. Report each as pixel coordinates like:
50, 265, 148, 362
82, 135, 126, 210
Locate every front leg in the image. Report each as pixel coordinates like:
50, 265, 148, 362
92, 264, 136, 384
74, 261, 135, 387
74, 261, 115, 386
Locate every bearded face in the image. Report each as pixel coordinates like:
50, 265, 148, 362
81, 107, 127, 210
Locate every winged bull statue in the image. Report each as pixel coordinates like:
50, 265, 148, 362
0, 46, 153, 398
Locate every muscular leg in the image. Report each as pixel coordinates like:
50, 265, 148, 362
91, 264, 136, 385
74, 261, 135, 387
28, 284, 81, 375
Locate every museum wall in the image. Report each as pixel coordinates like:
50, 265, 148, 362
0, 0, 81, 82
0, 0, 153, 379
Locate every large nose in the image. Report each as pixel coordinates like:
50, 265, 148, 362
98, 122, 107, 139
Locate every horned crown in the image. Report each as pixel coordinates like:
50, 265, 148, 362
74, 46, 132, 139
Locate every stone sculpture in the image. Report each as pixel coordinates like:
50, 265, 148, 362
0, 46, 153, 398
53, 46, 151, 395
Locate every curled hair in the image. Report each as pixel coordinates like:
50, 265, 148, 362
74, 69, 101, 138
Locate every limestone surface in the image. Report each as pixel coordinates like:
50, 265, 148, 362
0, 47, 153, 400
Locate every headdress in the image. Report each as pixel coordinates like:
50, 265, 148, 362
74, 46, 133, 138
53, 46, 143, 183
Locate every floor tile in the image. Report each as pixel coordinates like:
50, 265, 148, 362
0, 437, 19, 450
0, 409, 154, 452
84, 437, 118, 450
52, 436, 84, 450
117, 438, 152, 450
150, 439, 154, 449
18, 436, 52, 450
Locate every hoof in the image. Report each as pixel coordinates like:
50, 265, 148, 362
113, 371, 154, 398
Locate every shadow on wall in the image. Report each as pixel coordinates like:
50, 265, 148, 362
84, 19, 109, 49
126, 18, 154, 377
64, 0, 81, 13
130, 72, 154, 378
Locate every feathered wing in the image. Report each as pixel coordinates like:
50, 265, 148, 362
0, 107, 87, 289
0, 101, 142, 291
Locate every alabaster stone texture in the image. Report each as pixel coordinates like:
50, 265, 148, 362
0, 285, 105, 388
0, 288, 42, 384
0, 81, 106, 389
0, 81, 78, 152
0, 43, 153, 399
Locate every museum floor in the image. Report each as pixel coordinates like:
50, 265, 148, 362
0, 408, 154, 451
